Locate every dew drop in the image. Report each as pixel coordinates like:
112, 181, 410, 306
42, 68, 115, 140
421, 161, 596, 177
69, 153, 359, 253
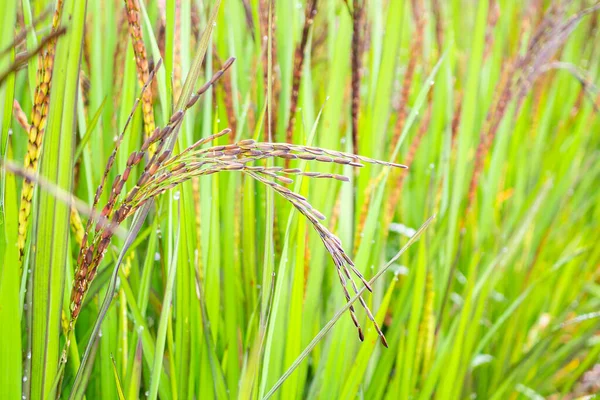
173, 191, 180, 200
155, 252, 161, 261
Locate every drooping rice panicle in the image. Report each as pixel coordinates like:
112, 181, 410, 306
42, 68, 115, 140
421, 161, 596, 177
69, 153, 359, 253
68, 124, 405, 344
132, 137, 406, 345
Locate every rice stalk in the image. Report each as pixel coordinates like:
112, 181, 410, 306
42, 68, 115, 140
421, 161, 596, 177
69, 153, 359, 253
259, 0, 278, 140
214, 48, 237, 142
431, 0, 444, 52
386, 101, 432, 225
353, 172, 383, 255
124, 0, 156, 150
389, 0, 425, 156
111, 7, 129, 117
285, 0, 318, 145
450, 90, 463, 148
351, 0, 364, 155
173, 0, 182, 102
192, 176, 203, 273
240, 0, 256, 39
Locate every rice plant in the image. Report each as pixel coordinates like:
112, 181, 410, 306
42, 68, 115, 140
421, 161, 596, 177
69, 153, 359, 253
1, 0, 599, 399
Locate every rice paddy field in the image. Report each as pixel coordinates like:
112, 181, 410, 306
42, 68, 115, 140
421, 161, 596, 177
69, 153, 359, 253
1, 0, 600, 398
